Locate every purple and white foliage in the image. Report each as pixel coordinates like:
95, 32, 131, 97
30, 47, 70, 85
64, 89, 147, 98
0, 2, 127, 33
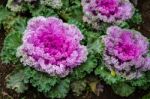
103, 26, 150, 79
82, 0, 134, 25
16, 16, 88, 77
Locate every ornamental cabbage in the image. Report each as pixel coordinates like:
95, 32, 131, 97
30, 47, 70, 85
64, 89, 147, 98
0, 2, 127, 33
103, 26, 150, 79
82, 0, 134, 23
16, 16, 88, 77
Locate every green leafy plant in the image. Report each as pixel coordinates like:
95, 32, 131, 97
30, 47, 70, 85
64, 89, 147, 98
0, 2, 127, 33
1, 32, 22, 64
112, 83, 135, 97
0, 6, 12, 24
2, 17, 101, 98
6, 68, 29, 93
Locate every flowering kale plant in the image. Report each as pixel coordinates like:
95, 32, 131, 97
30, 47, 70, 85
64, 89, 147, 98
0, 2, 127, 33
82, 0, 134, 25
0, 0, 150, 98
17, 16, 88, 77
103, 26, 150, 79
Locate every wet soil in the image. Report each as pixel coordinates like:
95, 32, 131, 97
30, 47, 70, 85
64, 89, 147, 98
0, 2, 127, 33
0, 0, 150, 99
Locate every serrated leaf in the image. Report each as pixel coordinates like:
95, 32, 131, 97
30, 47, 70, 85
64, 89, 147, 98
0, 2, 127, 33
95, 66, 124, 85
112, 83, 135, 97
88, 38, 104, 54
68, 19, 85, 31
127, 9, 142, 26
3, 16, 27, 33
59, 0, 83, 22
1, 32, 22, 64
117, 21, 130, 28
130, 75, 147, 87
6, 69, 28, 93
12, 17, 27, 33
23, 67, 59, 93
62, 0, 70, 7
130, 72, 150, 89
29, 5, 58, 17
70, 55, 97, 80
0, 6, 12, 23
47, 78, 70, 99
83, 31, 101, 45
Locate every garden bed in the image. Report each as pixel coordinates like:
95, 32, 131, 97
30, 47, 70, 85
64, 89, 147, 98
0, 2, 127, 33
0, 0, 150, 99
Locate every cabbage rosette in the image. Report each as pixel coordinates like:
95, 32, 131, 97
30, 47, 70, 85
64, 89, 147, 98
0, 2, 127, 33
103, 26, 150, 80
82, 0, 134, 24
17, 16, 88, 77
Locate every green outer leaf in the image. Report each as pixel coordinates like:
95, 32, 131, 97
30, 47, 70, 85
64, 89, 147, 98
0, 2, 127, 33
1, 32, 22, 64
129, 72, 150, 89
112, 83, 135, 97
70, 54, 97, 80
68, 19, 85, 31
47, 78, 70, 99
7, 66, 70, 99
23, 67, 59, 93
3, 16, 27, 33
0, 6, 12, 24
88, 38, 104, 54
127, 9, 142, 26
6, 69, 28, 93
117, 21, 129, 28
29, 5, 58, 17
61, 0, 83, 22
95, 66, 124, 85
95, 65, 150, 97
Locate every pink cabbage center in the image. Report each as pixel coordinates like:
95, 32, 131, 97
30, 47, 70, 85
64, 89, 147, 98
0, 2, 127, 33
114, 32, 141, 61
27, 25, 77, 65
96, 0, 119, 16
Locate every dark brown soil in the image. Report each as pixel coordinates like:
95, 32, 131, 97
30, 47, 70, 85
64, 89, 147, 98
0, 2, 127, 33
0, 27, 20, 99
0, 0, 150, 99
138, 0, 150, 37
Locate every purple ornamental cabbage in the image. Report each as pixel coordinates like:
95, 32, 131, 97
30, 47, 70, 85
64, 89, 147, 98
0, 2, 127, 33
103, 26, 150, 79
82, 0, 134, 23
16, 16, 88, 77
